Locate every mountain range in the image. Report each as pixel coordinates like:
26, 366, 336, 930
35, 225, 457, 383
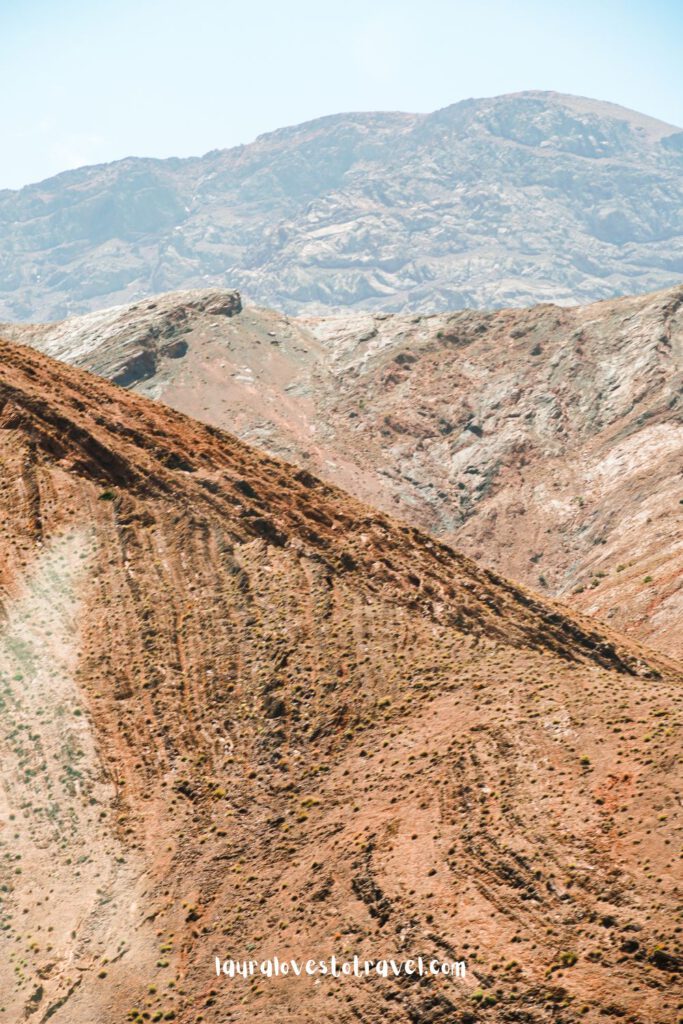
1, 85, 681, 1024
1, 90, 683, 322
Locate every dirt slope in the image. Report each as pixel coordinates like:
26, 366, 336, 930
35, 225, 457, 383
0, 339, 680, 1024
9, 283, 682, 658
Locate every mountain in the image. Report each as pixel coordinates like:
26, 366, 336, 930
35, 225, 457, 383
0, 337, 680, 1023
1, 91, 683, 322
9, 281, 682, 658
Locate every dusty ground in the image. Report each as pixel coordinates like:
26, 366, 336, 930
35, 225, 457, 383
0, 340, 680, 1023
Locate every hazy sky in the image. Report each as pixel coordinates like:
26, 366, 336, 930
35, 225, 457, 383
2, 0, 682, 190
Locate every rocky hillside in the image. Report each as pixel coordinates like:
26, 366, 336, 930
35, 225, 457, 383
1, 91, 682, 322
0, 337, 680, 1024
9, 282, 682, 658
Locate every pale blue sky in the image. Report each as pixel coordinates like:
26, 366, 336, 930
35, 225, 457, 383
2, 0, 682, 190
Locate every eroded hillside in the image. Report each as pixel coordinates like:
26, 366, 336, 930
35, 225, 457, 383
0, 339, 680, 1024
10, 282, 682, 658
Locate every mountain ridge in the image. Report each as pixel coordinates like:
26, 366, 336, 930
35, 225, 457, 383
1, 90, 682, 322
0, 335, 664, 675
8, 280, 681, 658
3, 91, 680, 194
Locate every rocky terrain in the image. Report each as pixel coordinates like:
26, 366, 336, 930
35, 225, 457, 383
1, 91, 683, 322
0, 336, 680, 1024
9, 281, 681, 658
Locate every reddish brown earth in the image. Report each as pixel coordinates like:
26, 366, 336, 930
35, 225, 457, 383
8, 283, 682, 658
0, 339, 680, 1024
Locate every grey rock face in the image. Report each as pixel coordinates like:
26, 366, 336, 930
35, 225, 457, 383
1, 91, 682, 321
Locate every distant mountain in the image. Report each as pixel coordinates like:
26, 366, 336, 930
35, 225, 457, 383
1, 91, 682, 321
8, 281, 682, 658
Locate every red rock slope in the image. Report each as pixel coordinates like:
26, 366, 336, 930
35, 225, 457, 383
0, 339, 680, 1024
